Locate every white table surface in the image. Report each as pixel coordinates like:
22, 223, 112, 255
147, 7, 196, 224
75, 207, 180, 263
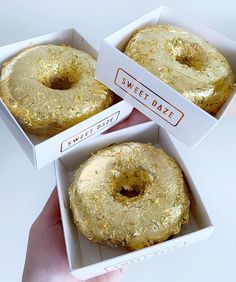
0, 0, 236, 281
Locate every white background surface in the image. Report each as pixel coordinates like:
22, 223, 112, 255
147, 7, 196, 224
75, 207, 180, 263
0, 0, 236, 281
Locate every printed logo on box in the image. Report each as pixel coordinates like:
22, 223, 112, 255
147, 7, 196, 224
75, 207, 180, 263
105, 241, 187, 271
61, 111, 120, 152
114, 68, 184, 127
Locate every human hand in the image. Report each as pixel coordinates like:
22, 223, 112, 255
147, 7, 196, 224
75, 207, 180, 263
106, 108, 150, 132
22, 188, 127, 282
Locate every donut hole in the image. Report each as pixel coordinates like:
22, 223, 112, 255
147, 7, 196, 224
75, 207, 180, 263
38, 59, 80, 90
176, 55, 195, 68
119, 184, 144, 198
115, 169, 151, 201
175, 54, 202, 70
166, 38, 204, 70
48, 76, 74, 90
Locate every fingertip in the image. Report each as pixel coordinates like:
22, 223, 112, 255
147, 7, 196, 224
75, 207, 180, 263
105, 109, 150, 133
36, 187, 61, 227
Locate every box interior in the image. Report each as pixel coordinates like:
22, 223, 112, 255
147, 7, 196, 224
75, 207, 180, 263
0, 29, 122, 148
56, 122, 212, 271
104, 5, 236, 120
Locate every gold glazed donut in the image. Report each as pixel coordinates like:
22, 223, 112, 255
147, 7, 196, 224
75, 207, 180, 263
125, 24, 234, 115
69, 142, 190, 250
0, 45, 113, 137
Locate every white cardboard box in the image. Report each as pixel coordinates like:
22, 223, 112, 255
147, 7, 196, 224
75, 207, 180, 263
0, 29, 133, 169
55, 121, 213, 280
96, 5, 236, 147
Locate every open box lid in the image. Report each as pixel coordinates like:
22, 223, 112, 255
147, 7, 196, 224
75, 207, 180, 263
96, 5, 236, 148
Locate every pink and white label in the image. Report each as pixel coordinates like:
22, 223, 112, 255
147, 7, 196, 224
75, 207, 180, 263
61, 111, 120, 152
115, 68, 184, 127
